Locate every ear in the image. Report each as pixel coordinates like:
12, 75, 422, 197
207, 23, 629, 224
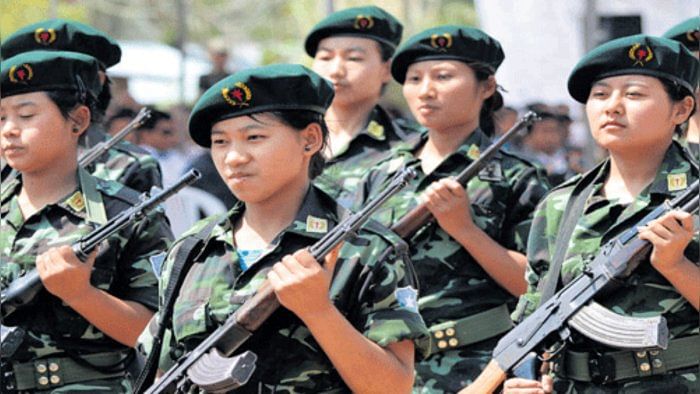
480, 75, 497, 100
671, 96, 695, 125
299, 122, 324, 157
379, 59, 392, 85
69, 105, 91, 137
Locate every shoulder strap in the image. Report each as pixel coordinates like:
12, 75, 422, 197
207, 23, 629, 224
133, 219, 219, 393
536, 179, 596, 307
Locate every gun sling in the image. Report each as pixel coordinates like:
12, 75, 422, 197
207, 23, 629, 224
561, 335, 699, 384
428, 304, 513, 354
10, 351, 128, 391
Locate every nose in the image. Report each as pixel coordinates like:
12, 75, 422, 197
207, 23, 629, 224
224, 144, 250, 167
328, 57, 346, 79
417, 77, 435, 100
603, 91, 624, 116
0, 117, 19, 139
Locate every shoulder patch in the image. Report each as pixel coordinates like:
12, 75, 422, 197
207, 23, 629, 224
395, 286, 419, 312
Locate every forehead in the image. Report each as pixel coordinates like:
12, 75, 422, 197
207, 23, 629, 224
211, 112, 280, 132
0, 91, 50, 109
316, 35, 381, 53
592, 73, 663, 88
406, 59, 473, 74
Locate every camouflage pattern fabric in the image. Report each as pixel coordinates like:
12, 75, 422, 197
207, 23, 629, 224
314, 105, 422, 208
0, 168, 173, 392
138, 185, 430, 393
352, 129, 550, 393
81, 126, 163, 194
514, 141, 699, 392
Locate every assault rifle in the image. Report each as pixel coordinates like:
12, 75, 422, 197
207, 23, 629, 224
142, 168, 417, 394
1, 107, 151, 186
0, 169, 201, 319
390, 111, 538, 239
459, 180, 700, 393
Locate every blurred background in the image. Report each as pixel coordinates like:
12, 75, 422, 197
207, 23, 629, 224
2, 0, 696, 232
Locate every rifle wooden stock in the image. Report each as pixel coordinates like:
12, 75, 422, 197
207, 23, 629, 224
458, 360, 507, 394
390, 112, 539, 239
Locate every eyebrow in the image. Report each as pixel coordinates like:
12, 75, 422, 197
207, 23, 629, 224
211, 123, 263, 135
592, 80, 650, 88
317, 45, 368, 54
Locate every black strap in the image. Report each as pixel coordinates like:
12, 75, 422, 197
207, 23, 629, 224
536, 179, 597, 307
133, 219, 219, 393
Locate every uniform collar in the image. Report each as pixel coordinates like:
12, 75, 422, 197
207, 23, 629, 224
397, 127, 493, 164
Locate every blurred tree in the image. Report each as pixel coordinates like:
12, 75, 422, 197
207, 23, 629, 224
1, 0, 87, 38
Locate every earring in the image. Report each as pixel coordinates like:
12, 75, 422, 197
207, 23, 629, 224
304, 146, 312, 152
73, 127, 80, 133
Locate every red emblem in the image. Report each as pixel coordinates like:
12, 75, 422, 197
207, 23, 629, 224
8, 64, 34, 84
34, 28, 57, 45
221, 82, 252, 108
628, 43, 654, 66
354, 15, 374, 30
430, 33, 453, 52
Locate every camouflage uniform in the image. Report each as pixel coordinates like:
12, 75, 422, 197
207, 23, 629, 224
138, 185, 430, 393
513, 142, 699, 393
81, 125, 163, 194
353, 129, 550, 393
0, 168, 173, 393
314, 106, 421, 208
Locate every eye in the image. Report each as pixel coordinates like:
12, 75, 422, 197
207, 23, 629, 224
19, 113, 35, 119
211, 137, 227, 145
589, 90, 607, 98
247, 134, 265, 141
436, 73, 452, 81
348, 56, 364, 62
405, 74, 421, 83
626, 90, 643, 97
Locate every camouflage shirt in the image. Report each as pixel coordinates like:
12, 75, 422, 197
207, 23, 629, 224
139, 185, 429, 393
81, 126, 163, 194
0, 168, 172, 366
514, 141, 699, 391
353, 129, 550, 391
314, 105, 421, 208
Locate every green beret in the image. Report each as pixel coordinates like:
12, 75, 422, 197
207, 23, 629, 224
1, 50, 101, 100
189, 64, 334, 147
391, 25, 504, 84
568, 34, 699, 103
1, 18, 121, 68
304, 5, 403, 57
663, 17, 700, 52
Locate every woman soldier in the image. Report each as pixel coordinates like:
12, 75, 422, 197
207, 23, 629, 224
0, 51, 172, 393
504, 34, 699, 394
137, 64, 429, 393
352, 26, 550, 392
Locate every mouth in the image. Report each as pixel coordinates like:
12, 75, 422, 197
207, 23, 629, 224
1, 145, 24, 155
601, 121, 625, 130
416, 104, 438, 114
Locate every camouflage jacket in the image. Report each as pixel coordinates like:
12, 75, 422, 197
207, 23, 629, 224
514, 142, 699, 388
354, 128, 550, 328
81, 126, 163, 194
0, 168, 173, 362
314, 105, 422, 208
138, 185, 430, 393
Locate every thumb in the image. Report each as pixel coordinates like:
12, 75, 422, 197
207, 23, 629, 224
323, 242, 344, 274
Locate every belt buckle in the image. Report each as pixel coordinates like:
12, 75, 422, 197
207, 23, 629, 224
1, 360, 17, 392
588, 351, 616, 385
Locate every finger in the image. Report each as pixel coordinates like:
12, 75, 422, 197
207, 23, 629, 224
274, 259, 297, 281
668, 210, 694, 233
323, 242, 343, 274
638, 227, 666, 245
442, 178, 466, 197
646, 221, 675, 241
266, 268, 283, 290
541, 375, 554, 393
504, 378, 543, 389
292, 248, 319, 270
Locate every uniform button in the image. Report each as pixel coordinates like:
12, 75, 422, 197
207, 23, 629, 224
36, 363, 47, 374
448, 338, 459, 347
639, 362, 651, 372
48, 362, 59, 372
649, 350, 660, 356
652, 359, 663, 368
50, 375, 61, 384
434, 330, 444, 339
445, 328, 455, 337
437, 340, 448, 349
636, 351, 647, 359
38, 376, 49, 386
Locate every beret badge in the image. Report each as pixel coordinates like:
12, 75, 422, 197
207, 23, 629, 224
8, 64, 34, 84
222, 82, 252, 108
354, 15, 374, 30
430, 33, 453, 52
34, 28, 57, 45
628, 43, 654, 66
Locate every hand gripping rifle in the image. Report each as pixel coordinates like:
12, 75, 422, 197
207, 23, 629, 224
459, 180, 700, 393
1, 108, 151, 186
142, 168, 417, 394
390, 112, 538, 239
0, 169, 201, 319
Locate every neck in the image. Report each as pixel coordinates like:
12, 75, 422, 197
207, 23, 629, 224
240, 177, 310, 244
19, 162, 79, 218
687, 112, 700, 143
325, 100, 377, 138
605, 142, 670, 202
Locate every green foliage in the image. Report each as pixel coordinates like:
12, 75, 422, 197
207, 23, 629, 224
1, 0, 87, 38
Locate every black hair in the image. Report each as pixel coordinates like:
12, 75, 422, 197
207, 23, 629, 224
469, 62, 503, 137
138, 107, 172, 130
106, 107, 137, 129
45, 89, 101, 124
378, 42, 394, 62
96, 78, 112, 117
250, 110, 329, 179
659, 78, 696, 136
